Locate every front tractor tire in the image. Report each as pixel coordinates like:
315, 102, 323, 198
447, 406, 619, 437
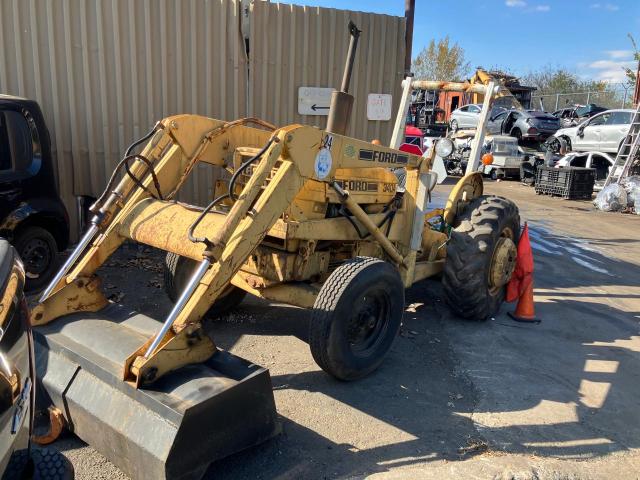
442, 195, 520, 320
309, 257, 404, 381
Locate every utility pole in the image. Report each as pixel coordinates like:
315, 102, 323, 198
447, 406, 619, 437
404, 0, 415, 75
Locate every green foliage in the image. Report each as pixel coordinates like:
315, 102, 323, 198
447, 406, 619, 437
623, 34, 639, 87
411, 36, 471, 81
522, 66, 622, 109
522, 66, 608, 95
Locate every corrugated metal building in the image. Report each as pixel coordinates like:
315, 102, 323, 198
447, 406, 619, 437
0, 0, 405, 235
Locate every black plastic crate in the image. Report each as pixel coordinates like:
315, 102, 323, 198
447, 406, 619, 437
534, 166, 595, 200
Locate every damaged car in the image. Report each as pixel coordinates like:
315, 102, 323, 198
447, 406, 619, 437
487, 109, 560, 142
552, 103, 608, 128
551, 109, 634, 154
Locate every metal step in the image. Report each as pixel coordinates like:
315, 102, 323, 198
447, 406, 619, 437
34, 303, 279, 480
603, 103, 640, 187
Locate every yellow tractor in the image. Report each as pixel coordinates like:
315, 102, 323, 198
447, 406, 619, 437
32, 23, 519, 480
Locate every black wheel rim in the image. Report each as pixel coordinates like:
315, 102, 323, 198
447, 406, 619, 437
347, 289, 391, 357
20, 238, 52, 278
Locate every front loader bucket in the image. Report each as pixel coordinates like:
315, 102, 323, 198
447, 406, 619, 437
33, 304, 279, 480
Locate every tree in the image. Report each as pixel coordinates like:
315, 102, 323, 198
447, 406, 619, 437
411, 37, 471, 81
522, 66, 622, 109
623, 33, 639, 88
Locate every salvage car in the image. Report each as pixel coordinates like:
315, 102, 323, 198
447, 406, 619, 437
0, 96, 69, 292
554, 151, 614, 191
488, 109, 560, 142
449, 104, 505, 131
552, 104, 607, 128
0, 239, 73, 479
551, 109, 634, 154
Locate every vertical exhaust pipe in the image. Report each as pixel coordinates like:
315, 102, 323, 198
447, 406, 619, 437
326, 21, 361, 136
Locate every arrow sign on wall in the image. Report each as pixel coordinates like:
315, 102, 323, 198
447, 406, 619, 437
298, 86, 335, 115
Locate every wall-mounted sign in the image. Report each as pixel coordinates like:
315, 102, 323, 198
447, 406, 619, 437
367, 93, 392, 121
298, 87, 335, 115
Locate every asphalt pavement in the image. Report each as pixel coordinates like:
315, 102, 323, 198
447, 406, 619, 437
49, 178, 640, 480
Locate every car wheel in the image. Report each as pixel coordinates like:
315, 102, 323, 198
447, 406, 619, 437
14, 226, 59, 293
618, 138, 627, 155
450, 120, 458, 132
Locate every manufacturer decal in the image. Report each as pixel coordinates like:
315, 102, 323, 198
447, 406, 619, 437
359, 149, 408, 164
335, 180, 378, 192
334, 180, 397, 193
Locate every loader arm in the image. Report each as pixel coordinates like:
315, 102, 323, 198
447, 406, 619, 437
32, 114, 426, 387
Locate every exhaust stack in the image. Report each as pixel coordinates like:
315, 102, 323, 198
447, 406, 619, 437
326, 21, 361, 136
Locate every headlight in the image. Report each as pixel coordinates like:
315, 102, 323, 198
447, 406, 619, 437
435, 138, 454, 158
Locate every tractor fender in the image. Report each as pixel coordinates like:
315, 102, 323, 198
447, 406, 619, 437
0, 199, 69, 250
443, 172, 483, 225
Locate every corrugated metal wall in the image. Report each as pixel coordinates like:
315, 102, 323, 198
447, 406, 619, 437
0, 0, 247, 218
249, 1, 405, 143
0, 0, 404, 235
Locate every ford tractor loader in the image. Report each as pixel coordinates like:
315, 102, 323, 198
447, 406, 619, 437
32, 22, 520, 480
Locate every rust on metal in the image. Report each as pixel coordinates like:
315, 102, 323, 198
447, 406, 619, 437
33, 407, 65, 445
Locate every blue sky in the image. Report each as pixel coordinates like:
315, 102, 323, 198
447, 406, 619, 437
287, 0, 640, 83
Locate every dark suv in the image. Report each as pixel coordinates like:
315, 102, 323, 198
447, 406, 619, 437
0, 96, 69, 292
0, 239, 73, 479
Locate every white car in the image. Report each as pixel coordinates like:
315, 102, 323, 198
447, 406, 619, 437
450, 104, 483, 130
449, 104, 506, 131
554, 151, 615, 191
552, 109, 634, 154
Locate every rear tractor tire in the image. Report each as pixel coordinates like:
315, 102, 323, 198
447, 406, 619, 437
309, 257, 404, 381
442, 195, 520, 320
163, 252, 247, 319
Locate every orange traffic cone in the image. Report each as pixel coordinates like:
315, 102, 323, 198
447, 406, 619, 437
506, 223, 541, 324
508, 277, 540, 323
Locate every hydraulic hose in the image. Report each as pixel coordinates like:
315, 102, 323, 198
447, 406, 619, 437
227, 138, 275, 201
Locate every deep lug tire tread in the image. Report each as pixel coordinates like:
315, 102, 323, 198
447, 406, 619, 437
442, 195, 520, 320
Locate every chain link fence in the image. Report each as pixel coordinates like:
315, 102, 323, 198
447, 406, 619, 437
532, 84, 634, 111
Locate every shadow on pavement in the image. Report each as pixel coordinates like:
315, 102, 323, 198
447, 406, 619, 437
207, 226, 640, 478
41, 220, 640, 479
